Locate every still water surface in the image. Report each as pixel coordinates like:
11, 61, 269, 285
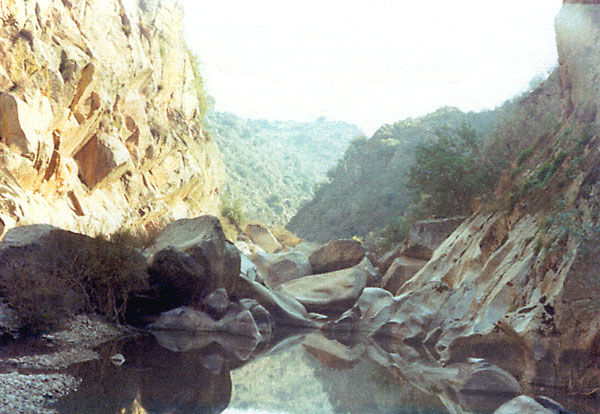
47, 331, 596, 414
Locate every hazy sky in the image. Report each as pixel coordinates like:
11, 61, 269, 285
181, 0, 563, 134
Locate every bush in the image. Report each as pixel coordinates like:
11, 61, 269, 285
186, 47, 212, 124
408, 123, 500, 217
0, 230, 148, 331
220, 197, 246, 227
272, 226, 302, 248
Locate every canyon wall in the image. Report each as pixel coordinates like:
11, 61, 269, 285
0, 0, 224, 237
383, 1, 600, 394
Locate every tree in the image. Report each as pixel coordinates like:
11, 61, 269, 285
409, 123, 499, 217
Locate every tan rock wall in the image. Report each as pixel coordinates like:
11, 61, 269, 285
0, 0, 224, 237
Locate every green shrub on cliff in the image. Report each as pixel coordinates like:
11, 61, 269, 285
187, 48, 212, 124
409, 123, 500, 217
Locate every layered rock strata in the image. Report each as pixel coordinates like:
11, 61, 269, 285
0, 0, 224, 237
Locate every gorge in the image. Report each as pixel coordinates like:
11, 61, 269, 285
0, 1, 599, 414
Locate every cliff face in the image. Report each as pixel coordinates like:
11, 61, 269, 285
0, 0, 224, 237
384, 2, 600, 394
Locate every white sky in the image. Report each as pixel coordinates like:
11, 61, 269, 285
180, 0, 563, 134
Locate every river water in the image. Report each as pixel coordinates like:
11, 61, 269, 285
41, 330, 598, 414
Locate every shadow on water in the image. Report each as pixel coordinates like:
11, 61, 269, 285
47, 327, 600, 414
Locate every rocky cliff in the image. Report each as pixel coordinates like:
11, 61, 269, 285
0, 0, 224, 237
373, 1, 600, 395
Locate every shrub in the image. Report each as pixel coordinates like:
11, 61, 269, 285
271, 226, 302, 248
0, 230, 148, 332
408, 123, 500, 217
186, 47, 212, 124
220, 197, 246, 227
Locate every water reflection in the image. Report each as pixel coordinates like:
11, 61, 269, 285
48, 328, 598, 414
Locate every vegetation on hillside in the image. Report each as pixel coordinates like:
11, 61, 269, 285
287, 69, 564, 252
287, 106, 500, 244
207, 112, 363, 225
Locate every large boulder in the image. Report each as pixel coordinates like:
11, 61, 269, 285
327, 288, 403, 337
235, 275, 319, 329
0, 224, 148, 328
380, 256, 427, 294
262, 251, 312, 288
245, 224, 282, 253
460, 363, 522, 413
276, 266, 368, 315
308, 239, 366, 274
145, 216, 241, 304
148, 305, 263, 340
375, 244, 404, 274
493, 396, 554, 414
356, 257, 380, 287
402, 217, 464, 260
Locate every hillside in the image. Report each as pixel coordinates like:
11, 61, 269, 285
207, 112, 362, 225
0, 0, 223, 238
287, 106, 500, 242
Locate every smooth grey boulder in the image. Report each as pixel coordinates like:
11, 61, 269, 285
240, 298, 273, 341
148, 306, 262, 340
236, 275, 319, 329
376, 243, 404, 274
460, 363, 523, 413
202, 288, 231, 320
276, 266, 368, 315
245, 224, 282, 253
327, 288, 403, 336
292, 241, 320, 258
380, 256, 427, 295
263, 250, 312, 288
493, 396, 554, 414
308, 239, 366, 274
145, 216, 241, 300
356, 256, 380, 286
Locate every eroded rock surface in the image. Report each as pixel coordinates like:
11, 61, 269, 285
0, 0, 224, 238
145, 216, 241, 301
276, 266, 368, 315
308, 239, 365, 274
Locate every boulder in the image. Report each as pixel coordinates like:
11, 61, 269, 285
146, 247, 206, 309
202, 288, 230, 320
308, 239, 366, 274
145, 216, 241, 301
276, 266, 368, 315
0, 224, 148, 326
402, 217, 464, 260
380, 256, 427, 294
240, 299, 273, 341
240, 253, 259, 281
245, 224, 282, 253
235, 275, 319, 329
327, 288, 403, 337
376, 244, 404, 274
148, 306, 262, 340
263, 251, 312, 288
493, 396, 554, 414
356, 257, 380, 287
533, 396, 568, 413
292, 241, 321, 257
460, 363, 522, 413
0, 302, 21, 340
